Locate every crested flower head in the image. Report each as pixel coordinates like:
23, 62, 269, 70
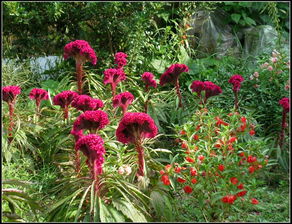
53, 90, 78, 108
75, 134, 105, 175
160, 63, 189, 86
63, 40, 97, 65
228, 74, 244, 92
103, 68, 126, 85
279, 97, 290, 112
72, 95, 103, 112
113, 91, 134, 107
114, 52, 128, 68
203, 81, 222, 100
29, 88, 48, 101
190, 80, 205, 96
142, 72, 157, 89
116, 112, 158, 144
2, 85, 21, 103
73, 110, 109, 132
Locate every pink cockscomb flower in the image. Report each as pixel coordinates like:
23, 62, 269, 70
160, 63, 189, 108
203, 81, 222, 101
2, 85, 21, 139
142, 72, 157, 91
64, 40, 97, 65
72, 95, 103, 112
229, 75, 244, 111
114, 52, 128, 69
190, 80, 205, 97
73, 110, 109, 134
279, 97, 290, 112
278, 97, 290, 150
116, 112, 158, 177
228, 75, 244, 92
190, 81, 221, 105
141, 72, 157, 113
75, 134, 105, 181
103, 68, 126, 98
2, 86, 21, 104
63, 40, 97, 94
53, 90, 78, 120
29, 88, 48, 115
113, 91, 134, 115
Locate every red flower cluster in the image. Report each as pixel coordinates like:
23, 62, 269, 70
230, 177, 239, 185
2, 86, 21, 103
218, 164, 225, 172
221, 195, 237, 204
113, 91, 134, 115
72, 95, 103, 112
73, 110, 109, 133
236, 190, 247, 197
75, 134, 105, 175
63, 40, 97, 65
251, 198, 259, 204
116, 112, 158, 144
160, 64, 189, 86
183, 185, 193, 194
141, 72, 157, 90
228, 74, 244, 92
279, 97, 290, 112
114, 52, 128, 68
215, 116, 229, 127
161, 174, 171, 185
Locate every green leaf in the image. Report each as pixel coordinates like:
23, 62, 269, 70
112, 199, 147, 222
231, 13, 241, 24
151, 59, 168, 74
244, 17, 256, 26
99, 198, 125, 222
150, 190, 173, 221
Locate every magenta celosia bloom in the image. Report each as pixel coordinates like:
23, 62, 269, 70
103, 68, 126, 97
160, 64, 189, 86
113, 91, 134, 115
114, 52, 128, 68
204, 81, 222, 100
53, 90, 78, 119
53, 90, 78, 108
228, 74, 244, 92
2, 85, 21, 140
190, 80, 205, 97
116, 112, 158, 176
75, 134, 105, 176
73, 110, 109, 133
142, 72, 157, 90
116, 112, 158, 144
71, 95, 104, 112
278, 97, 290, 150
2, 86, 21, 104
279, 97, 290, 112
160, 64, 189, 108
29, 88, 49, 115
64, 40, 97, 65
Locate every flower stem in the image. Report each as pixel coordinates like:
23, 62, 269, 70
135, 139, 145, 176
8, 102, 15, 138
76, 62, 84, 94
75, 150, 81, 176
64, 105, 69, 121
234, 91, 239, 111
279, 110, 287, 150
175, 80, 183, 108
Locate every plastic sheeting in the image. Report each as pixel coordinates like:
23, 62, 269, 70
187, 10, 241, 58
243, 25, 278, 57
